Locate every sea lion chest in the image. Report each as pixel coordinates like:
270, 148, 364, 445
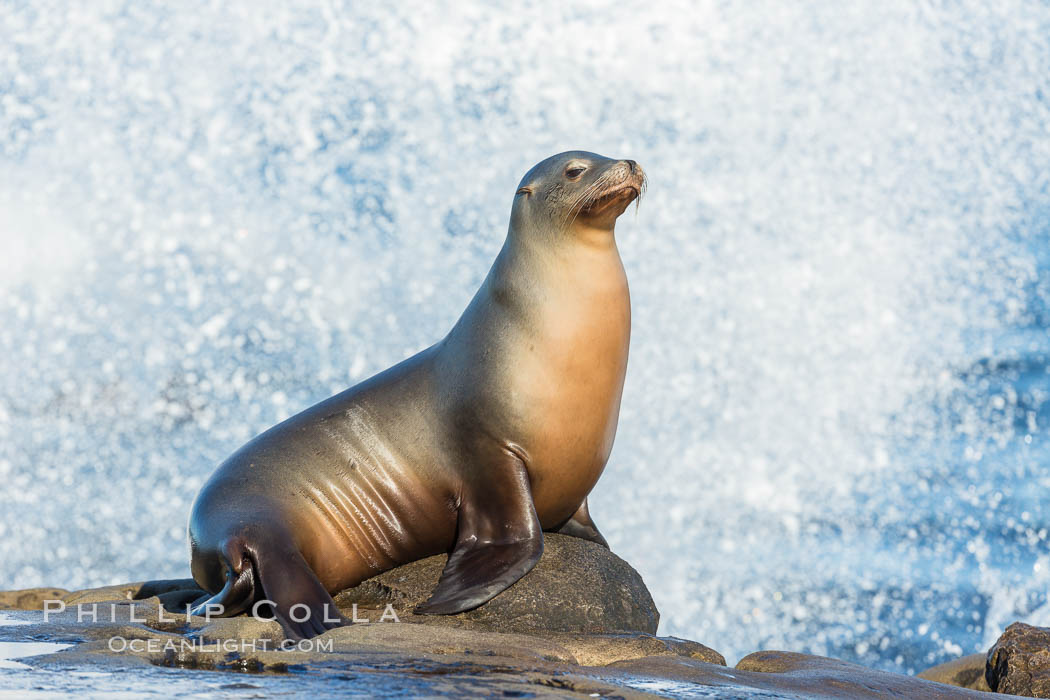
508, 253, 630, 525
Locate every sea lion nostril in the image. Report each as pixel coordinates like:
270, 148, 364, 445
624, 159, 637, 174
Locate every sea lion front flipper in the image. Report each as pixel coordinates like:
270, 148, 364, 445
252, 542, 348, 640
551, 498, 609, 549
415, 446, 543, 615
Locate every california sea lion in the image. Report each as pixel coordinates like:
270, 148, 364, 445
188, 151, 645, 639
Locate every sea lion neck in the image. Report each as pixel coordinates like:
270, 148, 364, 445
504, 217, 622, 260
472, 220, 627, 336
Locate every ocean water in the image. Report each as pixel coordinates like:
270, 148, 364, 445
1, 0, 1049, 675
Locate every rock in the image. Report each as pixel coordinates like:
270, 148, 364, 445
0, 587, 69, 610
324, 622, 581, 664
28, 593, 713, 671
20, 536, 657, 638
3, 602, 665, 698
0, 594, 992, 698
603, 652, 994, 698
190, 615, 284, 645
552, 632, 724, 667
334, 533, 659, 635
986, 621, 1050, 696
918, 653, 992, 692
735, 651, 992, 698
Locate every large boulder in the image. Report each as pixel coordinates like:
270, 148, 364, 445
986, 621, 1050, 696
334, 533, 660, 635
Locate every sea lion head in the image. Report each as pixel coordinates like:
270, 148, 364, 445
511, 151, 646, 237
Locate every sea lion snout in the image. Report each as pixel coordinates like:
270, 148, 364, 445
601, 159, 646, 199
611, 159, 643, 185
618, 159, 645, 188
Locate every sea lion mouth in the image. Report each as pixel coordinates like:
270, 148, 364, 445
578, 174, 646, 216
580, 183, 641, 213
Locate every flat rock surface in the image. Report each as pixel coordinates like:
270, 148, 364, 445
728, 651, 995, 698
0, 601, 700, 697
0, 587, 70, 610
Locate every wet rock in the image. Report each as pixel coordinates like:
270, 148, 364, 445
986, 621, 1050, 696
918, 653, 991, 692
190, 615, 284, 645
9, 607, 658, 698
736, 651, 992, 698
141, 606, 722, 669
1, 598, 992, 698
603, 652, 993, 698
334, 533, 659, 635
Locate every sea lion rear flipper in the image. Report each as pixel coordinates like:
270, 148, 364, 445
415, 446, 543, 615
550, 498, 609, 549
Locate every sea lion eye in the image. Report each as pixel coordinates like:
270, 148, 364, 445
565, 166, 586, 179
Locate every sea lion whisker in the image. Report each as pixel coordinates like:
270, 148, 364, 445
563, 174, 611, 227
